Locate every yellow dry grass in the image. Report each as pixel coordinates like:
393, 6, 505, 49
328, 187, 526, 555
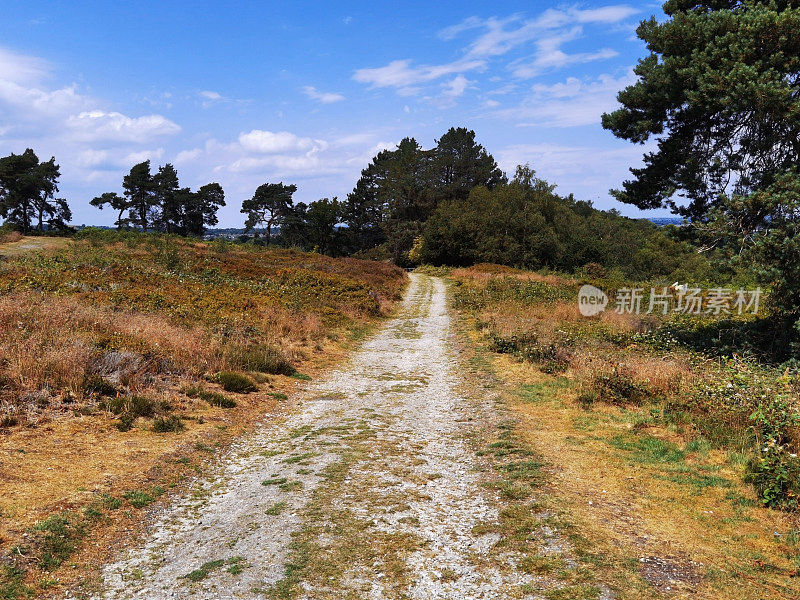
460, 322, 800, 600
0, 235, 70, 257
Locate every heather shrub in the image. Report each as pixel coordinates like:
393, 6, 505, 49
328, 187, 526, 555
214, 371, 257, 393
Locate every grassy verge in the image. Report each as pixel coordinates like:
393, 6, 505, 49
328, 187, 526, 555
449, 265, 800, 599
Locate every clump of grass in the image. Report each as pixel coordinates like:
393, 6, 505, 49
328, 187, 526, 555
0, 564, 30, 599
30, 513, 85, 571
201, 391, 237, 408
123, 487, 163, 508
580, 367, 652, 406
81, 374, 118, 396
184, 385, 237, 408
226, 343, 295, 376
226, 556, 246, 575
269, 392, 288, 401
115, 413, 135, 432
265, 501, 287, 516
213, 371, 257, 393
101, 395, 155, 418
181, 559, 225, 582
261, 477, 288, 486
152, 415, 185, 433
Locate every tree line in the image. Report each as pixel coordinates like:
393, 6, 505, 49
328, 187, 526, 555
0, 126, 703, 281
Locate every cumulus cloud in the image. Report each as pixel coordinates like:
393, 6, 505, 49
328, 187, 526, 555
65, 111, 181, 143
303, 86, 345, 104
237, 129, 325, 154
494, 71, 636, 127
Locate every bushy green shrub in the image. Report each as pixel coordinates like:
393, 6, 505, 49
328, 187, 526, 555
152, 415, 185, 433
31, 513, 85, 571
214, 371, 257, 393
744, 396, 800, 510
586, 368, 652, 405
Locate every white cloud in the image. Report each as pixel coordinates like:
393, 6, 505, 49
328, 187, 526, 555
175, 148, 203, 164
66, 111, 181, 143
353, 58, 485, 91
459, 6, 638, 58
0, 46, 50, 84
76, 149, 109, 168
355, 6, 637, 97
238, 129, 324, 154
199, 90, 222, 101
510, 26, 619, 79
123, 148, 164, 165
303, 85, 345, 104
443, 75, 471, 98
494, 71, 635, 127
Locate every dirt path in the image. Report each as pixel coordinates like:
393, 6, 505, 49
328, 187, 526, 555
91, 274, 552, 599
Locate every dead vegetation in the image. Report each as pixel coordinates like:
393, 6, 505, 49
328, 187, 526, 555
0, 231, 405, 598
450, 264, 800, 599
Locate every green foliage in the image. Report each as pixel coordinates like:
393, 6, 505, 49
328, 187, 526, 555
343, 128, 504, 263
602, 1, 800, 220
101, 395, 155, 418
123, 490, 156, 508
152, 415, 185, 433
94, 160, 224, 234
421, 169, 700, 279
745, 396, 800, 510
587, 368, 654, 406
214, 371, 257, 393
0, 564, 30, 599
200, 390, 236, 408
0, 148, 70, 233
30, 513, 85, 571
241, 182, 297, 244
81, 375, 118, 397
278, 197, 347, 256
181, 559, 226, 582
487, 332, 572, 374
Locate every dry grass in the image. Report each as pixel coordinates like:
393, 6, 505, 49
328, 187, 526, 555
451, 264, 800, 599
0, 233, 406, 598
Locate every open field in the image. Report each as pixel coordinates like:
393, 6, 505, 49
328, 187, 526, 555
449, 265, 800, 599
0, 232, 405, 598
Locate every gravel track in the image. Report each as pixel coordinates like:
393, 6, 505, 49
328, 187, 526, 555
92, 273, 547, 599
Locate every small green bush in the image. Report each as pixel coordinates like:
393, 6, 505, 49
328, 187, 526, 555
226, 344, 295, 375
744, 396, 800, 510
102, 395, 155, 418
115, 414, 135, 431
590, 368, 652, 405
82, 375, 118, 397
199, 390, 236, 408
152, 415, 185, 433
31, 513, 85, 571
214, 371, 257, 393
123, 490, 155, 508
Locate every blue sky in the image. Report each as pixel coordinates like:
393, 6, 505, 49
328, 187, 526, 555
0, 1, 668, 227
